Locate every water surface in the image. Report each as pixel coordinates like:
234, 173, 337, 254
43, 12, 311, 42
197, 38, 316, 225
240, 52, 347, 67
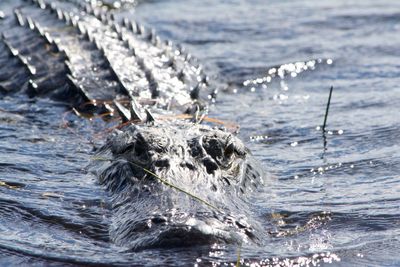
0, 0, 399, 266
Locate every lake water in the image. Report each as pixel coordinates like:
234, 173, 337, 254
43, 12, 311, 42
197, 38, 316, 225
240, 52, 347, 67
0, 0, 399, 266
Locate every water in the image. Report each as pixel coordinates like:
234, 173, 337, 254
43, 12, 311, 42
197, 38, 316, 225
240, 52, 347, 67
1, 0, 400, 266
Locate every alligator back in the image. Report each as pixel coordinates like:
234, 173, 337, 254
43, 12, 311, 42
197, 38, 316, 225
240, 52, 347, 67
0, 0, 215, 119
0, 0, 265, 251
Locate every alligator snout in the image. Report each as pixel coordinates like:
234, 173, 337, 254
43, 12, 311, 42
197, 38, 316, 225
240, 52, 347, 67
92, 121, 264, 250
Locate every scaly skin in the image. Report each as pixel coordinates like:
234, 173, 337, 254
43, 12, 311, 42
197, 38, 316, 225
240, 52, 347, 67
92, 121, 264, 250
0, 0, 265, 250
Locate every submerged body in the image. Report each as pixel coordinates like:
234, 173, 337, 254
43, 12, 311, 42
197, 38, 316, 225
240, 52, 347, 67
0, 0, 265, 250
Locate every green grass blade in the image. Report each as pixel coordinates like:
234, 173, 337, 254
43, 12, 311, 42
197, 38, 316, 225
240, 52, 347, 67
322, 86, 334, 132
92, 157, 220, 212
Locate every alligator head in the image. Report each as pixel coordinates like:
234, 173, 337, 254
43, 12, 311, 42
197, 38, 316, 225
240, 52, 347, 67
92, 120, 264, 250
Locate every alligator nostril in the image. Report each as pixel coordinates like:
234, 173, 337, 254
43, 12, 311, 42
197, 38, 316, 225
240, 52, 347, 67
180, 161, 195, 170
135, 143, 146, 156
203, 157, 218, 174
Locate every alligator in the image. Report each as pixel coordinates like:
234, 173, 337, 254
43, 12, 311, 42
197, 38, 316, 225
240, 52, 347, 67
0, 0, 265, 250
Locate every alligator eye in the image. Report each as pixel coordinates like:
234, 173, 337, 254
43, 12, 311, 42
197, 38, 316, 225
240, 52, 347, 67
133, 133, 150, 161
134, 140, 146, 156
119, 143, 135, 155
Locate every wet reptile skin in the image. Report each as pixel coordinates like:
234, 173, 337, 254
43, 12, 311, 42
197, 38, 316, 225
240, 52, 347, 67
0, 0, 265, 250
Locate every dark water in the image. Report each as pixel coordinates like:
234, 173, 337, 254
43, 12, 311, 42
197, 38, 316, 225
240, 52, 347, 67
1, 0, 400, 266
